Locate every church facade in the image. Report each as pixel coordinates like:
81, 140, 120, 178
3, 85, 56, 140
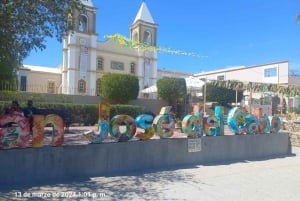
18, 1, 191, 98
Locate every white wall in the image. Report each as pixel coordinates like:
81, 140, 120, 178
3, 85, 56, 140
195, 61, 289, 85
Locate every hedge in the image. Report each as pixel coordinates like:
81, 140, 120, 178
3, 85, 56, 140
0, 101, 146, 126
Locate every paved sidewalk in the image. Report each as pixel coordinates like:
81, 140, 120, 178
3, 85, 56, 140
1, 146, 299, 201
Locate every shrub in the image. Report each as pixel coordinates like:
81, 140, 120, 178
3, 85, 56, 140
0, 101, 146, 126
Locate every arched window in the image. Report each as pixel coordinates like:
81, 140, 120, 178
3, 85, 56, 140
78, 79, 86, 93
143, 31, 151, 45
133, 32, 138, 42
130, 63, 135, 74
78, 15, 88, 32
96, 78, 101, 96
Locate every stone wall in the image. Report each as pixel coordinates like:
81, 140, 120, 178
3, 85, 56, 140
289, 133, 300, 147
282, 121, 300, 147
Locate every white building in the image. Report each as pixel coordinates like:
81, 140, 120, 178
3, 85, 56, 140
18, 1, 191, 98
194, 61, 290, 84
194, 61, 300, 113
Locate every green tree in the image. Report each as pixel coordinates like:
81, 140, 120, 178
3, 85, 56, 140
101, 73, 139, 104
0, 0, 84, 88
157, 77, 187, 106
0, 54, 19, 90
205, 83, 243, 106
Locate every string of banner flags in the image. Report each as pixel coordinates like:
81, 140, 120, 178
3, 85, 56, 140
209, 80, 300, 97
105, 34, 300, 97
105, 34, 208, 58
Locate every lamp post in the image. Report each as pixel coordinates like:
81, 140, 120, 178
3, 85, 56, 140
200, 78, 207, 116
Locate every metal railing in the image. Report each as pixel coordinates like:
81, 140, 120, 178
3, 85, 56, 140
0, 82, 100, 96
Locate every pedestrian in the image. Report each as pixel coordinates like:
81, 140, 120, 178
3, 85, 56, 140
5, 100, 23, 116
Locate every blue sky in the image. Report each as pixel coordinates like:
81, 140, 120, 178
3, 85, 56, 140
24, 0, 300, 74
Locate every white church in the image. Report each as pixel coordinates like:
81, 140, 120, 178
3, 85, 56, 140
18, 1, 192, 98
17, 0, 300, 112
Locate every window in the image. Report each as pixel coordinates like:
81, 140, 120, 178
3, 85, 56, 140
78, 15, 88, 32
132, 32, 139, 47
130, 63, 135, 74
111, 61, 124, 70
78, 79, 86, 93
20, 76, 27, 91
96, 78, 101, 96
264, 67, 277, 77
143, 31, 151, 44
143, 93, 149, 98
97, 57, 103, 70
217, 75, 224, 80
133, 32, 138, 42
47, 81, 55, 94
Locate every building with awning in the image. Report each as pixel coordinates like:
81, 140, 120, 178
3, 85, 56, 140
194, 61, 300, 114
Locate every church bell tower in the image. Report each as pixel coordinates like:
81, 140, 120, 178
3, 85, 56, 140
130, 2, 158, 46
62, 0, 98, 95
130, 2, 158, 97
